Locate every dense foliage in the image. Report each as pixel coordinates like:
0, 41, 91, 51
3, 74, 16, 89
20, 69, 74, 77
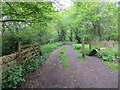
2, 56, 43, 88
1, 1, 118, 88
2, 65, 24, 88
1, 2, 118, 55
1, 2, 55, 55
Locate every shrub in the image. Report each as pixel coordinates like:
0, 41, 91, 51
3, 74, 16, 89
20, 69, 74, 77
97, 50, 116, 62
2, 65, 25, 88
2, 33, 32, 56
96, 48, 117, 61
96, 51, 108, 58
20, 35, 32, 45
102, 55, 115, 61
2, 34, 19, 55
22, 56, 43, 74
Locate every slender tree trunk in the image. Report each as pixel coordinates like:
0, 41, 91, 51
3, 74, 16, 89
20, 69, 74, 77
14, 22, 19, 50
70, 30, 73, 41
89, 41, 92, 49
82, 38, 85, 58
2, 23, 5, 36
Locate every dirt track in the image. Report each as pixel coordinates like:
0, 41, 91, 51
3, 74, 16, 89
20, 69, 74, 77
18, 44, 118, 88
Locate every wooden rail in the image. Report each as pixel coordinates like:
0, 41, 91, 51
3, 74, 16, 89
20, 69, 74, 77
0, 43, 40, 69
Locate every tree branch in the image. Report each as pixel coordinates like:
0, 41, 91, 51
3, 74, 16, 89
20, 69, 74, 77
2, 12, 34, 17
0, 20, 32, 23
5, 2, 17, 13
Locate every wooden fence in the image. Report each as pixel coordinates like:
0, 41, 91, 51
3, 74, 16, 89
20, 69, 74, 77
0, 43, 40, 69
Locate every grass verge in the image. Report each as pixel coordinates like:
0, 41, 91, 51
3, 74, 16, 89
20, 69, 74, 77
76, 55, 86, 61
58, 47, 69, 69
103, 61, 119, 72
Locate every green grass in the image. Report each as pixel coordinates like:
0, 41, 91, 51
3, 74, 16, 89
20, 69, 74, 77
58, 55, 68, 60
60, 61, 70, 68
76, 55, 86, 61
68, 75, 76, 78
40, 42, 67, 59
58, 47, 69, 69
103, 61, 119, 72
72, 44, 90, 55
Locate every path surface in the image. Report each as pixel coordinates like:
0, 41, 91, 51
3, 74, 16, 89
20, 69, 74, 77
18, 44, 118, 88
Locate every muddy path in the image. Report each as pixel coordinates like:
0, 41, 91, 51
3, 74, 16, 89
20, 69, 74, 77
18, 44, 118, 88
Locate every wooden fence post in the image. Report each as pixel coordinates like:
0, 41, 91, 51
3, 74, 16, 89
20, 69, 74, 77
39, 43, 42, 56
18, 42, 21, 64
38, 43, 40, 55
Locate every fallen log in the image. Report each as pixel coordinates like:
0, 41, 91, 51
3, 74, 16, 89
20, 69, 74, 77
89, 48, 105, 56
89, 49, 98, 56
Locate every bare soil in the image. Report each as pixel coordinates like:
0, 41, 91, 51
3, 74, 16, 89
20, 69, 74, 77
18, 44, 118, 88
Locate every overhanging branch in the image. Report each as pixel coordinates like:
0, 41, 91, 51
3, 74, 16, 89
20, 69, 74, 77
0, 20, 32, 23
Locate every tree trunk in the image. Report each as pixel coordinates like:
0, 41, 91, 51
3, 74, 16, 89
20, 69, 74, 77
89, 42, 92, 49
74, 29, 81, 43
70, 30, 73, 41
82, 38, 85, 58
2, 23, 5, 36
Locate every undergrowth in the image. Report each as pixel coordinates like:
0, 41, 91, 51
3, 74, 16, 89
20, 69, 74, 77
2, 56, 43, 89
72, 44, 118, 72
2, 65, 25, 88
